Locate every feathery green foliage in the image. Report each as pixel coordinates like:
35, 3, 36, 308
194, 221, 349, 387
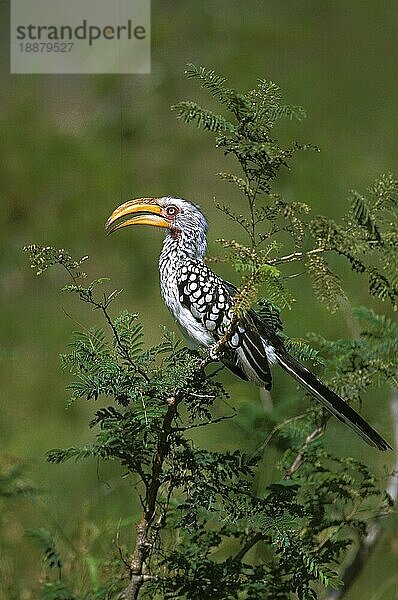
21, 66, 397, 600
310, 173, 398, 309
174, 64, 397, 315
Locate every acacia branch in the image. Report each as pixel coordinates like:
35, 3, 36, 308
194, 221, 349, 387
284, 426, 324, 478
95, 299, 150, 382
173, 412, 236, 432
120, 395, 182, 600
61, 258, 150, 383
267, 246, 325, 266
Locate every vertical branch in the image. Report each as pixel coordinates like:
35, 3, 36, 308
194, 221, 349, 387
242, 162, 258, 249
120, 395, 181, 600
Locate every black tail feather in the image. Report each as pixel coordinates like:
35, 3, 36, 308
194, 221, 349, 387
275, 349, 392, 451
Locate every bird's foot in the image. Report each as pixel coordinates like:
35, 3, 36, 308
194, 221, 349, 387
209, 343, 220, 360
197, 344, 219, 370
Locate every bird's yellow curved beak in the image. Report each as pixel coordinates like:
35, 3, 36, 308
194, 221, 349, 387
105, 198, 170, 234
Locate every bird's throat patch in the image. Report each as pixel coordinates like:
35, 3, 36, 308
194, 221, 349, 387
171, 227, 181, 240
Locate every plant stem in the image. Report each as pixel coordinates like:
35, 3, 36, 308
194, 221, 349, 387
268, 247, 325, 266
120, 395, 181, 600
284, 426, 324, 478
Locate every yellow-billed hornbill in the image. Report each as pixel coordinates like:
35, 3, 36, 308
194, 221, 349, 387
106, 196, 391, 451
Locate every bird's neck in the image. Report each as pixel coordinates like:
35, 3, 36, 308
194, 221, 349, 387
160, 228, 207, 266
159, 229, 207, 316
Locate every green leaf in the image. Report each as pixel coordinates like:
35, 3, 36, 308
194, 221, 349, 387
185, 64, 236, 107
172, 100, 236, 133
306, 254, 346, 313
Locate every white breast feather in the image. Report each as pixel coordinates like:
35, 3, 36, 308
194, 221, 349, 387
160, 263, 213, 349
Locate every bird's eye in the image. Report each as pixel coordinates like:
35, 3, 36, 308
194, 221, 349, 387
165, 206, 178, 217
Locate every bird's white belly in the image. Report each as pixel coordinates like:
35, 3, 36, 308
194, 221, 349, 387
160, 271, 213, 349
175, 304, 213, 348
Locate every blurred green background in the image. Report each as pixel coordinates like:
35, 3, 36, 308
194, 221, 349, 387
1, 0, 397, 597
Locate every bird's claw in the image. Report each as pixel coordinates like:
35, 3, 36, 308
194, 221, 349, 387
209, 344, 219, 360
198, 344, 219, 371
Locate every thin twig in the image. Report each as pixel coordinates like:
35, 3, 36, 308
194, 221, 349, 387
61, 261, 150, 382
284, 426, 324, 478
249, 412, 310, 460
173, 412, 236, 432
267, 246, 325, 266
97, 301, 150, 382
87, 294, 150, 382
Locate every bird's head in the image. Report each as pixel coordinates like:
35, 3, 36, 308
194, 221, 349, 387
105, 196, 208, 257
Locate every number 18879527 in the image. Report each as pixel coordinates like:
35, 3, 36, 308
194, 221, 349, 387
19, 42, 74, 52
